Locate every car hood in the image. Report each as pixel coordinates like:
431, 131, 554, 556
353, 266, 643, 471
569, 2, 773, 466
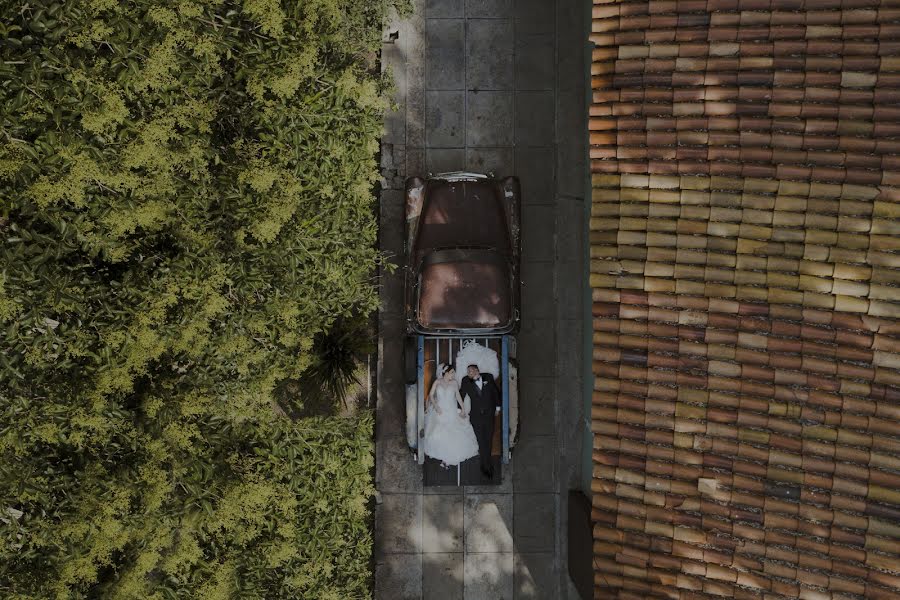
417, 249, 512, 331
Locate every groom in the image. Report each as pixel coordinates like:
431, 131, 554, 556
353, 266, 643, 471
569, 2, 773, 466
460, 364, 501, 479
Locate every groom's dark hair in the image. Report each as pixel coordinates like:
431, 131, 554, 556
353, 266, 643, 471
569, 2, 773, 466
467, 364, 478, 370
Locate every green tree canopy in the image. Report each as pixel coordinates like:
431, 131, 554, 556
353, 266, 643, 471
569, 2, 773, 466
0, 0, 401, 597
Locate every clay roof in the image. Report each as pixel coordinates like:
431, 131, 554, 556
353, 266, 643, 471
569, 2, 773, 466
589, 1, 900, 598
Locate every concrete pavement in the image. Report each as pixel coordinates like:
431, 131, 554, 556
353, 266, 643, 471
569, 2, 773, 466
375, 0, 589, 597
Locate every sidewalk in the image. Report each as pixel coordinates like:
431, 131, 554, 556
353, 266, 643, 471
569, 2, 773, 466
375, 0, 588, 597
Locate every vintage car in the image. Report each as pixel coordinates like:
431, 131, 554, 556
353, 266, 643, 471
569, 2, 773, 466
402, 172, 521, 486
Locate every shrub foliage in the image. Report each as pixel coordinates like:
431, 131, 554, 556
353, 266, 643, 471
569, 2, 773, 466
0, 0, 399, 597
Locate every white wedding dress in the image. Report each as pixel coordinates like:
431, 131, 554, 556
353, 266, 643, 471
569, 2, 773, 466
422, 380, 479, 465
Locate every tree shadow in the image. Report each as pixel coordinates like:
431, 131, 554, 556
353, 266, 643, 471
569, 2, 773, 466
275, 314, 374, 418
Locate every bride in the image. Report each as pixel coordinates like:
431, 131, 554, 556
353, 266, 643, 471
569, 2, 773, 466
422, 363, 479, 467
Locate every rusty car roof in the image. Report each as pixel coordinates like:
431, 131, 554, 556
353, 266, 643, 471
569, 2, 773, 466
413, 179, 511, 254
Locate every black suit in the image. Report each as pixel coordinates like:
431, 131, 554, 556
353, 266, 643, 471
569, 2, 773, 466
460, 373, 500, 474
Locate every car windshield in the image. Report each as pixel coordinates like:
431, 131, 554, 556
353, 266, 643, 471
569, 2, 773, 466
414, 180, 511, 252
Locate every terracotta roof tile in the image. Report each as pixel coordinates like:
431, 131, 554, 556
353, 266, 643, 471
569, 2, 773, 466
589, 5, 900, 584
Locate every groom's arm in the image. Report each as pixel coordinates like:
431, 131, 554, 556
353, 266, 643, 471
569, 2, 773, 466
487, 374, 501, 413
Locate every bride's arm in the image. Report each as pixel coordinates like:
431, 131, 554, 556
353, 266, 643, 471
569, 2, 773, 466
455, 388, 467, 417
428, 381, 441, 414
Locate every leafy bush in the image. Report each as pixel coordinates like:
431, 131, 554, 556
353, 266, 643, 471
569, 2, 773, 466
3, 414, 376, 600
300, 314, 375, 411
0, 0, 401, 596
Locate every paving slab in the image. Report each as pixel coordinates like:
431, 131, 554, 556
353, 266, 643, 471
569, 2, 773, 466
514, 552, 559, 599
466, 91, 514, 147
517, 376, 557, 435
555, 279, 583, 321
378, 270, 404, 317
511, 434, 558, 492
467, 19, 514, 90
464, 493, 514, 553
406, 147, 426, 176
465, 458, 515, 495
376, 492, 424, 555
426, 0, 464, 18
380, 185, 404, 217
423, 481, 465, 494
466, 147, 515, 176
555, 0, 584, 92
399, 2, 426, 54
376, 380, 407, 440
564, 575, 583, 600
467, 0, 513, 18
515, 147, 556, 205
521, 261, 556, 319
426, 90, 465, 147
522, 204, 556, 262
517, 319, 557, 377
513, 493, 557, 552
375, 553, 424, 600
556, 145, 585, 199
377, 435, 424, 493
425, 19, 466, 90
379, 190, 405, 255
378, 331, 404, 383
381, 143, 407, 190
556, 319, 583, 386
427, 148, 466, 173
408, 85, 427, 147
423, 553, 465, 600
555, 196, 585, 263
516, 34, 555, 91
555, 387, 586, 491
515, 91, 555, 146
464, 552, 515, 600
514, 0, 555, 35
383, 44, 407, 144
423, 494, 465, 553
402, 5, 427, 147
556, 90, 586, 197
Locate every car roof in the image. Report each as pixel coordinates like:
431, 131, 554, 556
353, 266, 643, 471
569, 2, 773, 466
413, 179, 511, 253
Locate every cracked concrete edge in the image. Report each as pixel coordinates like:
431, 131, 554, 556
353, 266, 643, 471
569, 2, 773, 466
381, 0, 426, 187
376, 4, 427, 600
